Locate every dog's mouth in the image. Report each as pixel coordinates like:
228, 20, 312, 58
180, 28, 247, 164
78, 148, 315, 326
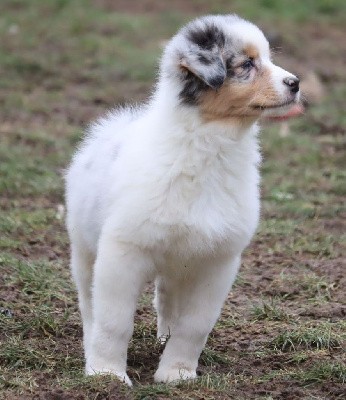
252, 99, 303, 120
252, 99, 295, 110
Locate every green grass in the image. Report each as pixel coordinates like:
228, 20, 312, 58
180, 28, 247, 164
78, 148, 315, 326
272, 322, 345, 351
294, 362, 346, 384
257, 359, 346, 386
280, 270, 334, 302
251, 299, 292, 321
0, 0, 345, 398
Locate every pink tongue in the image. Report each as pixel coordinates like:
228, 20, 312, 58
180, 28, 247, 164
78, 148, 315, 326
267, 104, 304, 121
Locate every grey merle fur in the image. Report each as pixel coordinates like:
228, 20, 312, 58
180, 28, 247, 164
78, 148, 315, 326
179, 22, 228, 105
179, 70, 209, 105
187, 23, 226, 51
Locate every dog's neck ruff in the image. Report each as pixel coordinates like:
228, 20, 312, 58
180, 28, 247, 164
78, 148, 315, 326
150, 78, 258, 141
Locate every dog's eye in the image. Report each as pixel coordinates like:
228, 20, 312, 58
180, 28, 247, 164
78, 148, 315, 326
242, 58, 254, 70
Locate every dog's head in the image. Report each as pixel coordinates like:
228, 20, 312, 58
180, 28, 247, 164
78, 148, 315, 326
161, 15, 300, 122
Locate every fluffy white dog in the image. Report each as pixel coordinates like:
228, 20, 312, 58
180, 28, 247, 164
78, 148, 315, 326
65, 14, 300, 386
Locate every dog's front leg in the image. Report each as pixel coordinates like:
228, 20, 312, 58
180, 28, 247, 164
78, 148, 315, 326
86, 234, 154, 386
154, 255, 240, 383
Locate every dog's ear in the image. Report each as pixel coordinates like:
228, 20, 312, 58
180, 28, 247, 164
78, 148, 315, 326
179, 51, 226, 90
179, 22, 227, 90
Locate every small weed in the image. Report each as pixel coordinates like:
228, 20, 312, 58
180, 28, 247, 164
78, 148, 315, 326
6, 258, 72, 305
299, 273, 335, 301
32, 310, 72, 337
0, 309, 68, 338
293, 362, 346, 384
272, 323, 343, 351
217, 307, 243, 328
0, 336, 52, 370
279, 271, 334, 302
200, 347, 231, 367
58, 373, 131, 399
0, 370, 39, 392
288, 351, 310, 364
257, 361, 346, 386
256, 369, 289, 383
133, 383, 172, 400
251, 299, 291, 321
130, 320, 161, 355
192, 372, 234, 390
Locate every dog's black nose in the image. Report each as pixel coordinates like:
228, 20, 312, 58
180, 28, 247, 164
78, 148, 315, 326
283, 77, 300, 93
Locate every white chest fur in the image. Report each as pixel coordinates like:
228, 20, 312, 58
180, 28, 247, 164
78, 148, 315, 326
99, 114, 261, 260
66, 108, 261, 261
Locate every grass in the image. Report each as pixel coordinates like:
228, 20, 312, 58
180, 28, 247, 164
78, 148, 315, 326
294, 362, 346, 384
272, 322, 345, 351
251, 299, 292, 321
257, 360, 346, 386
281, 270, 334, 302
0, 0, 345, 398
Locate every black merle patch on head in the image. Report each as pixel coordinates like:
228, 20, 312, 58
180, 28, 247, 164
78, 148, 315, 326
179, 70, 209, 105
187, 23, 225, 51
178, 21, 228, 105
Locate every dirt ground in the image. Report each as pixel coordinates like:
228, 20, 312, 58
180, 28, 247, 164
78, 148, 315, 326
0, 0, 345, 399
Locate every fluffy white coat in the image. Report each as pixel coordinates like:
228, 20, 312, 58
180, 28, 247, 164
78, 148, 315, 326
65, 15, 299, 385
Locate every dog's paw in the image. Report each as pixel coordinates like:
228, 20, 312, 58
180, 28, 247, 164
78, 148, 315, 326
154, 366, 197, 383
86, 366, 132, 386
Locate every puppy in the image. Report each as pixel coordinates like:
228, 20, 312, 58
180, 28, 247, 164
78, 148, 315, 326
65, 14, 300, 386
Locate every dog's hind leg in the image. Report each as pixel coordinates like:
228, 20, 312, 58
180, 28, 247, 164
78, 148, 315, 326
86, 234, 155, 386
154, 255, 241, 383
70, 242, 95, 363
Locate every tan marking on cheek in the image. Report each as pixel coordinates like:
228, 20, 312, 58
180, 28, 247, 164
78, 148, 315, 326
200, 81, 256, 121
250, 67, 280, 107
199, 66, 281, 122
244, 44, 259, 60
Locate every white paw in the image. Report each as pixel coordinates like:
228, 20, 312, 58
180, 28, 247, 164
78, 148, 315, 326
86, 366, 132, 386
154, 366, 197, 383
